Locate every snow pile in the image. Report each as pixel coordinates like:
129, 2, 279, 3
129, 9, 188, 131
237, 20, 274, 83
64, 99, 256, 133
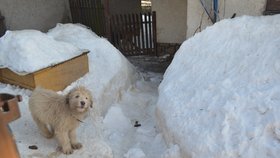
0, 23, 138, 114
47, 24, 139, 114
157, 15, 280, 158
0, 30, 83, 74
0, 24, 142, 157
100, 77, 168, 158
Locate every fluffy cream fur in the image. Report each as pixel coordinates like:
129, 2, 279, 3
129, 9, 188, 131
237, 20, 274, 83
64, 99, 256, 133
29, 86, 93, 154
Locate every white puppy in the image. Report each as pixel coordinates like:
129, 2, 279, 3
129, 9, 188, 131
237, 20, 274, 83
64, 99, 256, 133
29, 86, 93, 154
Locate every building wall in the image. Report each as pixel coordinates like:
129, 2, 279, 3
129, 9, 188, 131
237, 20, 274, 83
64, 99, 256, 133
187, 0, 267, 38
151, 0, 188, 44
108, 0, 141, 14
0, 0, 71, 32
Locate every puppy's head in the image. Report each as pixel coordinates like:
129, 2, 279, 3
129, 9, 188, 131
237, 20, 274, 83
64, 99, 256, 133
66, 86, 93, 113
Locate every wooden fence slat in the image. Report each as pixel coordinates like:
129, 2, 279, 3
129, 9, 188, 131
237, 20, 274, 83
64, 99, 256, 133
131, 14, 136, 53
118, 14, 124, 52
80, 0, 85, 24
92, 0, 98, 34
111, 15, 116, 46
144, 13, 149, 54
128, 14, 134, 55
123, 14, 129, 54
152, 11, 157, 56
110, 15, 116, 48
135, 13, 141, 54
128, 14, 135, 55
140, 13, 145, 55
113, 15, 119, 48
84, 0, 89, 27
115, 15, 121, 50
98, 0, 106, 35
148, 12, 152, 52
119, 14, 123, 53
126, 14, 131, 55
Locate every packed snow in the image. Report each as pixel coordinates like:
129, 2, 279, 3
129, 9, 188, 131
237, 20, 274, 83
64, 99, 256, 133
47, 23, 139, 115
157, 14, 280, 158
0, 30, 84, 74
1, 14, 279, 158
0, 24, 171, 158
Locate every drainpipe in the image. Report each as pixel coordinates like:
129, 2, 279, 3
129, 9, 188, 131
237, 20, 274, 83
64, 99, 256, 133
213, 0, 218, 23
199, 0, 219, 24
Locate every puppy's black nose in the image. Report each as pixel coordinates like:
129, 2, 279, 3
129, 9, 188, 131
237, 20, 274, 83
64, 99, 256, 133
80, 101, 85, 106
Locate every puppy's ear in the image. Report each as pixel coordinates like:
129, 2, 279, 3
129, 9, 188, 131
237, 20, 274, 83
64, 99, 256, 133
85, 88, 93, 108
65, 92, 71, 105
90, 98, 93, 108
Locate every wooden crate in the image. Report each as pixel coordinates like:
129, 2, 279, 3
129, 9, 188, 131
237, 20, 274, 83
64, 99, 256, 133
0, 52, 89, 91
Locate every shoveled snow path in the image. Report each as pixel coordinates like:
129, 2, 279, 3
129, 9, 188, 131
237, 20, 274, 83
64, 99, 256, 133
102, 71, 167, 158
1, 71, 168, 158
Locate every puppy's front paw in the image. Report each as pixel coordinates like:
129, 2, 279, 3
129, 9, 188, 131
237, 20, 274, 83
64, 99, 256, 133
63, 147, 74, 155
42, 132, 54, 139
57, 146, 74, 155
72, 142, 83, 150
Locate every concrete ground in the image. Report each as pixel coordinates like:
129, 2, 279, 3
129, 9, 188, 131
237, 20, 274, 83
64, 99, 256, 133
127, 55, 173, 73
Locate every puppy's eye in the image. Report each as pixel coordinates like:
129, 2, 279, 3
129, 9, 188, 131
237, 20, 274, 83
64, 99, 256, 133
75, 95, 79, 98
86, 97, 88, 100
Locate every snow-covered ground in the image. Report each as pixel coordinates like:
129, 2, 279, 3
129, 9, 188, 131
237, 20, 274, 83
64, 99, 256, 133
1, 72, 167, 158
157, 14, 280, 158
1, 14, 280, 158
0, 24, 171, 158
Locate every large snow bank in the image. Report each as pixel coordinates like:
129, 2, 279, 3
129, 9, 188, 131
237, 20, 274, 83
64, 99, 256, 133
47, 24, 139, 114
0, 24, 139, 157
157, 15, 280, 158
0, 23, 137, 114
0, 30, 83, 74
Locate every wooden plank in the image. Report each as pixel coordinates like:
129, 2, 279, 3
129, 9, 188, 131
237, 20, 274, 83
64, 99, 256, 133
34, 53, 89, 91
0, 53, 89, 91
0, 69, 35, 89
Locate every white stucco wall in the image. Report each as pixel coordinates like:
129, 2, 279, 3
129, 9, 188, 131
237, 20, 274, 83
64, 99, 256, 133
0, 0, 71, 32
151, 0, 187, 43
187, 0, 267, 38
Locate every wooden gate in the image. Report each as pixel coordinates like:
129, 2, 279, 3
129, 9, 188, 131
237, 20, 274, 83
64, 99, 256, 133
69, 0, 157, 56
110, 12, 157, 56
69, 0, 106, 36
0, 12, 6, 37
